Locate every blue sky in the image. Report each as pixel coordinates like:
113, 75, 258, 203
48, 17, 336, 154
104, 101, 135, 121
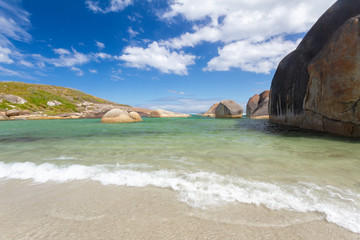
0, 0, 336, 113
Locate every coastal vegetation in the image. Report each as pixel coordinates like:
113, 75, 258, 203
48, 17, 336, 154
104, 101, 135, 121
0, 81, 129, 115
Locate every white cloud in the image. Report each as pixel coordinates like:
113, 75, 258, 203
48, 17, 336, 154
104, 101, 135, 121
94, 52, 112, 60
27, 48, 114, 76
168, 90, 185, 95
205, 37, 300, 74
19, 60, 33, 67
53, 48, 71, 55
111, 75, 124, 81
162, 26, 222, 49
0, 46, 13, 64
161, 0, 336, 73
0, 65, 33, 79
51, 48, 90, 67
0, 0, 31, 42
70, 67, 84, 76
128, 27, 139, 38
0, 1, 32, 69
127, 15, 136, 22
86, 0, 133, 14
95, 41, 105, 50
117, 42, 196, 75
139, 96, 222, 114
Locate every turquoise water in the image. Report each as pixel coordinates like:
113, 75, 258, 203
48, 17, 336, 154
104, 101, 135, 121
0, 117, 360, 233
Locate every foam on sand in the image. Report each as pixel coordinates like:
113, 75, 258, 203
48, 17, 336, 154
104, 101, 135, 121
0, 161, 359, 233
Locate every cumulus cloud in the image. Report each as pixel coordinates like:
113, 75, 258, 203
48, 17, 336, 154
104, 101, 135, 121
204, 37, 300, 74
86, 0, 133, 14
94, 52, 112, 60
161, 0, 336, 73
117, 42, 196, 75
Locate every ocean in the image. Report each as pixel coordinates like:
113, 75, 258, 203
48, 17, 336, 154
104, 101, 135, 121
0, 117, 359, 238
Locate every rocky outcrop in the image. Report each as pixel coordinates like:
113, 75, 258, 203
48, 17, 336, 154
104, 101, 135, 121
215, 100, 243, 118
0, 82, 137, 121
202, 103, 219, 117
101, 109, 142, 123
79, 103, 133, 119
47, 100, 62, 106
0, 94, 27, 104
133, 107, 153, 117
247, 90, 270, 119
149, 109, 191, 118
269, 0, 360, 137
0, 112, 9, 120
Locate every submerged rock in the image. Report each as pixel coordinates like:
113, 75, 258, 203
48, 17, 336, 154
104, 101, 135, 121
215, 100, 243, 118
101, 109, 142, 123
269, 0, 360, 137
149, 109, 191, 118
247, 90, 270, 118
202, 103, 219, 117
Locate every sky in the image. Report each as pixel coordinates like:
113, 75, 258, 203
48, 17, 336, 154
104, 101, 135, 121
0, 0, 336, 113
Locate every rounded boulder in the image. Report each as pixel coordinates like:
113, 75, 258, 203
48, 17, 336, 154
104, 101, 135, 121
101, 109, 142, 123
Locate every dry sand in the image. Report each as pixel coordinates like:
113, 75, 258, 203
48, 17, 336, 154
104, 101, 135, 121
0, 180, 359, 240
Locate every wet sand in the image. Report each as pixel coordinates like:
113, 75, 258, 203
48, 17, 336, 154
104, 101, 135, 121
0, 180, 359, 240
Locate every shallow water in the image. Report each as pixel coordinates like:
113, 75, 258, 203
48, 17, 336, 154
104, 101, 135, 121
0, 117, 359, 234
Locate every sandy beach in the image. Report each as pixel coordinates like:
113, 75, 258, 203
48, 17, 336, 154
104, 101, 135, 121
0, 180, 358, 240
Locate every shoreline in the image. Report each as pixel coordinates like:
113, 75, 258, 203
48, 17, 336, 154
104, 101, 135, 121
0, 179, 358, 240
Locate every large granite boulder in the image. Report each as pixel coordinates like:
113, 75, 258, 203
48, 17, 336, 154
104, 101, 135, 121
0, 112, 9, 120
1, 94, 27, 104
303, 15, 360, 136
215, 100, 243, 118
149, 109, 191, 118
247, 90, 270, 118
202, 103, 219, 117
269, 0, 360, 137
101, 109, 142, 123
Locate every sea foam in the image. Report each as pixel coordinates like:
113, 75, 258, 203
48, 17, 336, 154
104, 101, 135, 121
0, 161, 359, 234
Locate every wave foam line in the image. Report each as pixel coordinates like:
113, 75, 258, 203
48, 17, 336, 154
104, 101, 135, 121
0, 161, 359, 234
